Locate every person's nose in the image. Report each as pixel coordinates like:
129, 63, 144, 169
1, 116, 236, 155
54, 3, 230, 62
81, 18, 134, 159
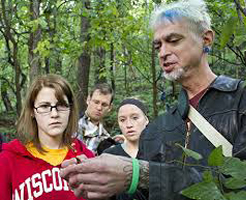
159, 43, 171, 60
125, 119, 133, 128
50, 107, 59, 117
96, 103, 103, 111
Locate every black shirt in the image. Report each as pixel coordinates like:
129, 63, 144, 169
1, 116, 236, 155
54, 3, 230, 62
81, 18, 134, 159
104, 144, 148, 200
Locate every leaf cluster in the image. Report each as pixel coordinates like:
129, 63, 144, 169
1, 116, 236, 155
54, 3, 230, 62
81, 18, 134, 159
181, 146, 246, 200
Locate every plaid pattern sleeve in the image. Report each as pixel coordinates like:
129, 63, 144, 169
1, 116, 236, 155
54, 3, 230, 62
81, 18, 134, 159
77, 115, 110, 154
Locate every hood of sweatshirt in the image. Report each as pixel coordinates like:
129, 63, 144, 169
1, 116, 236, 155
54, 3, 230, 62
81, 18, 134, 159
3, 139, 31, 156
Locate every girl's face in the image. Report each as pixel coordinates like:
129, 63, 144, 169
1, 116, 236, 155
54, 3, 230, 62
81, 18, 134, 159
118, 104, 149, 143
33, 87, 70, 147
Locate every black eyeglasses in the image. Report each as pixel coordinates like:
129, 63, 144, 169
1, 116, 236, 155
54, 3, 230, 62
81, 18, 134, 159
34, 104, 70, 114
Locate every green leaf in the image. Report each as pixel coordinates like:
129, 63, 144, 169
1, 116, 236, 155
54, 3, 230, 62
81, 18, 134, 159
225, 191, 246, 200
224, 177, 246, 190
220, 157, 246, 179
176, 143, 203, 160
208, 146, 223, 166
181, 181, 226, 200
233, 24, 246, 48
220, 16, 238, 48
203, 170, 214, 182
38, 17, 48, 29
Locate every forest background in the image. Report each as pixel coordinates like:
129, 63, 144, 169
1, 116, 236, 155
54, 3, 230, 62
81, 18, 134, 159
0, 0, 246, 140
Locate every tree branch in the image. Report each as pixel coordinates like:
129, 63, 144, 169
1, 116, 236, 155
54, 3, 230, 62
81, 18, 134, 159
234, 0, 246, 17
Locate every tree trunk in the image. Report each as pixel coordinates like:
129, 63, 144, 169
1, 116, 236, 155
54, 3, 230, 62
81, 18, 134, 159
110, 43, 115, 91
0, 0, 22, 115
45, 57, 50, 74
77, 0, 91, 113
28, 0, 41, 82
151, 43, 158, 117
13, 44, 22, 115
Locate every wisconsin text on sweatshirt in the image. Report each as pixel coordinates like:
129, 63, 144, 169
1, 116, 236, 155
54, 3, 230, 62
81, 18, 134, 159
0, 139, 94, 200
13, 167, 70, 200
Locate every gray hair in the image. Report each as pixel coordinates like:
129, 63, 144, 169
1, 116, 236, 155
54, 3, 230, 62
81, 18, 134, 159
150, 0, 211, 35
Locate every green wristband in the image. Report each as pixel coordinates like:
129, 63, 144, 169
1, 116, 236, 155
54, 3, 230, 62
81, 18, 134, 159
127, 158, 140, 194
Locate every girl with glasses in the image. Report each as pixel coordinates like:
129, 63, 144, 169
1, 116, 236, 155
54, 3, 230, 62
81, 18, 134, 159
0, 74, 94, 200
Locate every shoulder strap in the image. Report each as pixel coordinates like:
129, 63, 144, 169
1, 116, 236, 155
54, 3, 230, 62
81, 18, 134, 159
188, 105, 233, 157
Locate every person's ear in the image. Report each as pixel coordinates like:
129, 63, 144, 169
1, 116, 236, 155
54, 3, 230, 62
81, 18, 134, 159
145, 116, 149, 127
203, 29, 214, 47
31, 111, 35, 119
86, 95, 91, 105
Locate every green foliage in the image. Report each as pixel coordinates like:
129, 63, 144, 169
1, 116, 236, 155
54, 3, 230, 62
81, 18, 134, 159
176, 143, 203, 160
182, 181, 226, 200
224, 177, 246, 190
208, 146, 223, 166
0, 111, 16, 141
181, 147, 246, 200
220, 16, 238, 49
220, 157, 246, 180
225, 191, 246, 200
0, 0, 246, 137
202, 170, 214, 182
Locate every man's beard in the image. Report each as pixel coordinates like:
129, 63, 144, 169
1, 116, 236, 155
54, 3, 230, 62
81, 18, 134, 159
162, 67, 185, 81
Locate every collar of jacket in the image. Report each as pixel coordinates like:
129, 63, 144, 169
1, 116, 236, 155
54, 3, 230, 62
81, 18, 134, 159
169, 75, 241, 120
83, 111, 90, 125
210, 75, 241, 91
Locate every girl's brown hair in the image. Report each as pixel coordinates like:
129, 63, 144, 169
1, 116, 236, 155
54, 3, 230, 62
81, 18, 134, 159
17, 74, 78, 152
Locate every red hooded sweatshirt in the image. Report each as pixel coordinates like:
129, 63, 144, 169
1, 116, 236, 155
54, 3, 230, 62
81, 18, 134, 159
0, 139, 94, 200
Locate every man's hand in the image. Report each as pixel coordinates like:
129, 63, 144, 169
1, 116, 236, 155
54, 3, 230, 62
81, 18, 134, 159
60, 153, 133, 199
